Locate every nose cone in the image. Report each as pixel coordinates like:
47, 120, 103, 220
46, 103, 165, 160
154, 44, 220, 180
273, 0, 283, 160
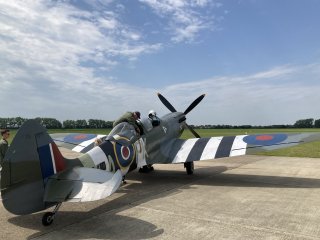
179, 115, 186, 123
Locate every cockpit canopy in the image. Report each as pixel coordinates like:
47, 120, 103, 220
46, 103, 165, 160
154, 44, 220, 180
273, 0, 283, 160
106, 122, 140, 146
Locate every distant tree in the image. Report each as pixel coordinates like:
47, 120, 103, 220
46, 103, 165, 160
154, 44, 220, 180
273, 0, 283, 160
97, 120, 105, 128
0, 118, 8, 128
6, 118, 16, 128
76, 119, 87, 128
88, 119, 97, 128
87, 119, 111, 128
63, 120, 76, 128
315, 119, 320, 128
105, 121, 113, 128
15, 117, 27, 128
40, 118, 62, 129
270, 124, 293, 129
238, 125, 252, 129
0, 117, 113, 129
294, 118, 314, 128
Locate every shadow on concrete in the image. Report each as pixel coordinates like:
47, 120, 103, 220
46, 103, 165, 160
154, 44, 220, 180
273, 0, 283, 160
7, 165, 227, 239
203, 173, 320, 188
10, 212, 163, 240
7, 163, 320, 239
135, 165, 320, 189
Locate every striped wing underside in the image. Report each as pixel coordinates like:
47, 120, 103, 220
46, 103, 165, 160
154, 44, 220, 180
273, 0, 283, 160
171, 135, 246, 163
168, 133, 320, 163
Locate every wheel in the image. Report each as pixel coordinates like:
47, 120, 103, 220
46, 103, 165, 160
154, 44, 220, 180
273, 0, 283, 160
42, 212, 55, 226
139, 165, 154, 173
122, 176, 127, 184
147, 164, 154, 171
139, 165, 149, 173
184, 162, 194, 175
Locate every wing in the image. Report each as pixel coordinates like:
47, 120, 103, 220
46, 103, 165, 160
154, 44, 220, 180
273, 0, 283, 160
44, 168, 122, 202
50, 133, 107, 153
51, 123, 138, 153
163, 133, 320, 164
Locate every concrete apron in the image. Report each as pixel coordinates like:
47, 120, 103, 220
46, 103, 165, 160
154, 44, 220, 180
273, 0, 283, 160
1, 153, 320, 239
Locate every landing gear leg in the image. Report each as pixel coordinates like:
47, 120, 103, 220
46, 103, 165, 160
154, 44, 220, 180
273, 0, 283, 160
184, 162, 194, 175
122, 176, 127, 184
42, 203, 62, 226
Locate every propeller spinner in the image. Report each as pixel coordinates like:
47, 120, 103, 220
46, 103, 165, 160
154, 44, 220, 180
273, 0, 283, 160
157, 93, 205, 138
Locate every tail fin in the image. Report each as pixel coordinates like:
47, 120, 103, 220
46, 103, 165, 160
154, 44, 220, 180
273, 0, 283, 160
1, 120, 69, 215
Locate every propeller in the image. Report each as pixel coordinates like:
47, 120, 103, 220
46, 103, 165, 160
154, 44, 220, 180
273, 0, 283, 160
157, 93, 205, 138
184, 123, 201, 138
184, 94, 205, 115
157, 93, 177, 112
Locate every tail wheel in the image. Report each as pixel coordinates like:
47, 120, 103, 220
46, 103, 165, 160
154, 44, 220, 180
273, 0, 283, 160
42, 202, 62, 226
184, 162, 194, 175
42, 212, 55, 226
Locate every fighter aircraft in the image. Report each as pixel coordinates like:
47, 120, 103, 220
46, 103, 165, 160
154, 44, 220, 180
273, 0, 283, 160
2, 93, 320, 226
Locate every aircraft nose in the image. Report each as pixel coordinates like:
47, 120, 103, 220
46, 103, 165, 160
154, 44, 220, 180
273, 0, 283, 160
178, 116, 186, 123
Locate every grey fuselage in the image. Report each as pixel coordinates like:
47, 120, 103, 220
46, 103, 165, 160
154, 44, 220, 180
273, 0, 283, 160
141, 112, 185, 164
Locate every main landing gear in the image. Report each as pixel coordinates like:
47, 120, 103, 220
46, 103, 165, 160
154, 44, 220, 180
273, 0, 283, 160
42, 203, 62, 226
139, 164, 154, 173
122, 176, 127, 184
184, 162, 194, 175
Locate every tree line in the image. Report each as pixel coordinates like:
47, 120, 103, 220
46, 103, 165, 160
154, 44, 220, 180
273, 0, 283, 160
193, 118, 320, 129
0, 117, 319, 129
0, 117, 113, 129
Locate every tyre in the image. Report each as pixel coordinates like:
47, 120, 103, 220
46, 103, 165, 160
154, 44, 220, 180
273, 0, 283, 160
185, 162, 194, 175
42, 212, 55, 226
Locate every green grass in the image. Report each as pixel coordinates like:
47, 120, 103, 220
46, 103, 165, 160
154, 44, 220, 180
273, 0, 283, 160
6, 128, 320, 158
180, 128, 320, 138
254, 141, 320, 158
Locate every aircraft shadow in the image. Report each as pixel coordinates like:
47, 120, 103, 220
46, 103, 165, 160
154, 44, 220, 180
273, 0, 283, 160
7, 166, 227, 239
8, 165, 320, 239
9, 212, 163, 240
135, 165, 320, 189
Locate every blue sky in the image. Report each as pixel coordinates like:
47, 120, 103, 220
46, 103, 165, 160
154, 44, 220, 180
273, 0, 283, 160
1, 0, 320, 125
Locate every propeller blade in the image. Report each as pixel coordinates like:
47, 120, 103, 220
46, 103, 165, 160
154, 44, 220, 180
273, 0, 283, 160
185, 123, 201, 138
157, 93, 177, 112
184, 94, 205, 115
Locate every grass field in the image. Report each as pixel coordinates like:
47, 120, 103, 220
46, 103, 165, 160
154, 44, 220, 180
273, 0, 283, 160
6, 128, 320, 158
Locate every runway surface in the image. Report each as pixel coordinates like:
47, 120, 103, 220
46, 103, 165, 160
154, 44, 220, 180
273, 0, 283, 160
2, 153, 320, 239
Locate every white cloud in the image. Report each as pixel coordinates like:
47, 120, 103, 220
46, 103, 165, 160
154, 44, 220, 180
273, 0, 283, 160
0, 0, 162, 119
0, 0, 161, 75
0, 0, 200, 121
248, 65, 296, 80
139, 0, 216, 42
0, 0, 218, 104
158, 64, 320, 125
99, 18, 118, 30
1, 0, 319, 127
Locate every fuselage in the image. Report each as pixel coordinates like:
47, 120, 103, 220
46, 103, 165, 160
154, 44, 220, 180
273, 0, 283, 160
142, 112, 186, 164
75, 112, 187, 174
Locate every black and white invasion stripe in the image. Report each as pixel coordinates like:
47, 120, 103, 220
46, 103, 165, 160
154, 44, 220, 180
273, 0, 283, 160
172, 135, 248, 163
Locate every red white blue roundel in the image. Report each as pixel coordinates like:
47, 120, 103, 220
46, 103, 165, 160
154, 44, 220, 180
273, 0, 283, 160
114, 142, 135, 169
243, 134, 288, 146
64, 133, 96, 144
